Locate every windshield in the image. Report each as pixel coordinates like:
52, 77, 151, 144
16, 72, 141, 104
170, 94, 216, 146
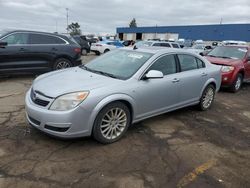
83, 50, 153, 79
207, 46, 247, 59
193, 45, 204, 49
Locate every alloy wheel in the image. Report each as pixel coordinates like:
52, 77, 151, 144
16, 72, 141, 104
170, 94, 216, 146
56, 61, 71, 69
100, 108, 127, 140
202, 87, 214, 109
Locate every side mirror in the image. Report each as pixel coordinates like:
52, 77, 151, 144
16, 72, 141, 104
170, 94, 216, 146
0, 42, 7, 48
143, 70, 164, 80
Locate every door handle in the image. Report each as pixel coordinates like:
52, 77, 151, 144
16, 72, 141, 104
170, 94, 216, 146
19, 48, 28, 52
201, 72, 208, 77
172, 78, 180, 83
51, 47, 58, 51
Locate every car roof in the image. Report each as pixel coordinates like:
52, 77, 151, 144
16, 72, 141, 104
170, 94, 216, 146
122, 46, 190, 55
2, 30, 64, 38
220, 45, 249, 49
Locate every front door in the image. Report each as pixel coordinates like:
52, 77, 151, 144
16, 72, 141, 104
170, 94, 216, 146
133, 54, 180, 119
0, 32, 30, 73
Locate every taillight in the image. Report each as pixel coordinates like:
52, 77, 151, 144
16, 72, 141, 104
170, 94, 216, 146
74, 48, 81, 54
96, 44, 102, 47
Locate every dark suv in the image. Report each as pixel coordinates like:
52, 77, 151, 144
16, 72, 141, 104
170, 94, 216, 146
72, 35, 90, 55
0, 30, 82, 74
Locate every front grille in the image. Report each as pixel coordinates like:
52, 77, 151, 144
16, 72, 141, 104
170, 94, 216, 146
30, 89, 50, 107
44, 124, 69, 132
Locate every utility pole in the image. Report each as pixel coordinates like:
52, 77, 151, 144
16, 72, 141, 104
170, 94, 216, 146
66, 8, 69, 33
220, 18, 223, 25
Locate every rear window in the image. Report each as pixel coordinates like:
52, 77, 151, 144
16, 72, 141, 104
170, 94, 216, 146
171, 43, 180, 48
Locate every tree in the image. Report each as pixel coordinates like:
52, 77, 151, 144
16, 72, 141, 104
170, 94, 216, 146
129, 18, 137, 28
67, 22, 81, 35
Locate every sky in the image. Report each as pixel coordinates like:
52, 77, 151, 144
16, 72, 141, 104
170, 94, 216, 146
0, 0, 249, 35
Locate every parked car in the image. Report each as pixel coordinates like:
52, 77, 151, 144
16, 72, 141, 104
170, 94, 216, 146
205, 45, 250, 92
25, 47, 221, 144
222, 40, 247, 46
90, 40, 124, 55
0, 30, 82, 74
135, 41, 181, 48
186, 44, 213, 55
72, 35, 90, 55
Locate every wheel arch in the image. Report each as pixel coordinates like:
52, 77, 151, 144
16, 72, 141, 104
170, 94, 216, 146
200, 78, 218, 98
89, 94, 136, 132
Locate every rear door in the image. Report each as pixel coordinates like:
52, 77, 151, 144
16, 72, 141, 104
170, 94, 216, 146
28, 33, 67, 71
176, 54, 208, 104
0, 32, 30, 73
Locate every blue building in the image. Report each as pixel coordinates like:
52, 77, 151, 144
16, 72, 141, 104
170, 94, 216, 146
116, 23, 250, 42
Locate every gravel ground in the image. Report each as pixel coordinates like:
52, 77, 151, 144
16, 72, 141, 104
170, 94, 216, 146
0, 54, 250, 188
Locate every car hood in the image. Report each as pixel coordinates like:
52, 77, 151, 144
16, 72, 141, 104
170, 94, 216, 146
32, 67, 122, 98
205, 56, 242, 66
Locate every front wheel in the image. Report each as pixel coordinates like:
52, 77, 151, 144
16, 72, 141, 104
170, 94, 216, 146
230, 73, 243, 93
53, 58, 72, 70
92, 102, 131, 144
198, 84, 215, 111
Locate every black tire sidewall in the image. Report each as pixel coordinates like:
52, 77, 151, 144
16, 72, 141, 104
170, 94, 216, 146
199, 84, 215, 111
53, 58, 72, 70
104, 49, 110, 53
92, 102, 131, 144
231, 73, 243, 92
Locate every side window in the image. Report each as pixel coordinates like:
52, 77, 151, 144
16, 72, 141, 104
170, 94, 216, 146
161, 43, 171, 47
172, 43, 180, 48
178, 54, 198, 72
29, 34, 65, 44
1, 33, 29, 45
152, 43, 161, 47
196, 58, 206, 68
148, 55, 177, 75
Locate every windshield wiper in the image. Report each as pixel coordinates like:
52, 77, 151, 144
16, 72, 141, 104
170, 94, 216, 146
93, 70, 119, 79
79, 65, 119, 79
207, 55, 217, 57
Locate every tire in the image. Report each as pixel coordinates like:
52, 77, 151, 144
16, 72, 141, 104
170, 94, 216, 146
95, 51, 100, 55
92, 102, 131, 144
104, 49, 110, 53
53, 58, 72, 70
198, 84, 215, 111
230, 73, 243, 93
81, 49, 87, 56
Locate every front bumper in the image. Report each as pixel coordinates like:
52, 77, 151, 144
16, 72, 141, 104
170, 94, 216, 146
25, 89, 92, 138
221, 71, 235, 86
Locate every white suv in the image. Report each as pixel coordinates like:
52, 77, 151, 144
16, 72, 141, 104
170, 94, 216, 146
135, 41, 181, 49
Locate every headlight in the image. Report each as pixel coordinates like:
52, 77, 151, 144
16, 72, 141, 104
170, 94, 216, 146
50, 91, 89, 111
221, 66, 234, 73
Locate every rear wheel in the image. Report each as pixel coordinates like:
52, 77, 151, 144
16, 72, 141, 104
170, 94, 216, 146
104, 49, 110, 53
81, 49, 87, 56
230, 73, 243, 93
198, 84, 215, 111
92, 102, 131, 144
53, 58, 72, 70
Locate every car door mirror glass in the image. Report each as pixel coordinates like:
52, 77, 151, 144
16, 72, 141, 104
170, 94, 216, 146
144, 70, 164, 79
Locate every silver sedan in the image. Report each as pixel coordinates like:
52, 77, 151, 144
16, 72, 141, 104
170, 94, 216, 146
25, 48, 221, 144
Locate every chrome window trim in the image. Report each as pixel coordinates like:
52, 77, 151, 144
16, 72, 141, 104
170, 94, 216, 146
0, 31, 69, 46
